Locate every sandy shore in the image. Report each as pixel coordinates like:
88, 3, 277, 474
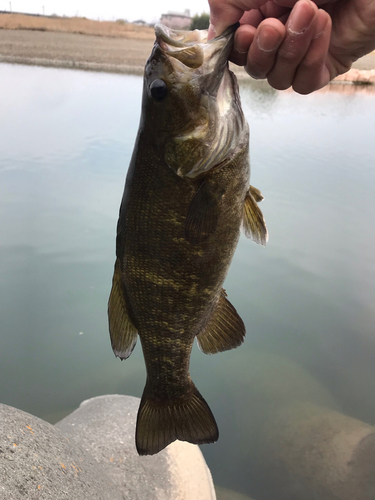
1, 28, 375, 84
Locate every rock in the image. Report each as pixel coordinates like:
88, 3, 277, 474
224, 350, 375, 500
0, 403, 123, 500
260, 402, 375, 500
215, 486, 256, 500
55, 394, 216, 500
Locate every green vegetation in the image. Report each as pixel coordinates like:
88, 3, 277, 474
190, 13, 210, 31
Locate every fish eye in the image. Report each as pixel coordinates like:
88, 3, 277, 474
150, 79, 168, 101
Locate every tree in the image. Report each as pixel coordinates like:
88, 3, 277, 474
190, 13, 210, 31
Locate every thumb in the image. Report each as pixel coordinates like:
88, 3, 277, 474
208, 1, 244, 40
208, 0, 269, 40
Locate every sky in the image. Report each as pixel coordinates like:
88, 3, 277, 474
0, 0, 210, 24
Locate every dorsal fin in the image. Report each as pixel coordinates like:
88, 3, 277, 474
197, 289, 246, 354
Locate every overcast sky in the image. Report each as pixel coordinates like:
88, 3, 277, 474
0, 0, 210, 23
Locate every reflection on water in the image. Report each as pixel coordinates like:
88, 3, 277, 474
1, 63, 375, 500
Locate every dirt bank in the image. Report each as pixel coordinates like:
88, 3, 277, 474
0, 18, 374, 84
0, 29, 153, 74
0, 13, 155, 39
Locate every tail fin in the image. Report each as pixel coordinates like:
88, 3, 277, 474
135, 382, 219, 456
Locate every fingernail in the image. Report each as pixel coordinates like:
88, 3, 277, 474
288, 0, 315, 35
257, 25, 282, 52
235, 34, 250, 54
313, 11, 329, 39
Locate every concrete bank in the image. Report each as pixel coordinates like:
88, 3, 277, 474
0, 395, 216, 500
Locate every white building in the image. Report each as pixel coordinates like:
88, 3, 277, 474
160, 9, 191, 30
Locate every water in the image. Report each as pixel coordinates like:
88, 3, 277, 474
1, 63, 375, 499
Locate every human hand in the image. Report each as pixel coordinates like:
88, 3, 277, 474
208, 0, 375, 94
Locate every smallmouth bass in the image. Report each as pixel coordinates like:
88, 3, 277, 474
108, 24, 268, 455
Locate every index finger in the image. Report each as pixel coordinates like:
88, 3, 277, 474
208, 0, 270, 39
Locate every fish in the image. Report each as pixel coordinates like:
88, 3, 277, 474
108, 23, 268, 456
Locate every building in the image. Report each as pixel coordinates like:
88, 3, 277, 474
159, 9, 191, 30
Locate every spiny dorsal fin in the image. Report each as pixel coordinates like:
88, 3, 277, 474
242, 188, 268, 246
108, 259, 138, 360
185, 181, 222, 245
197, 289, 246, 354
136, 381, 218, 455
250, 185, 264, 203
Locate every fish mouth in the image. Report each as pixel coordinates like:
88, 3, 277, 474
154, 23, 238, 71
148, 23, 247, 180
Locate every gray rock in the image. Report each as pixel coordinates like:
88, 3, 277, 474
259, 402, 375, 500
215, 486, 256, 500
224, 349, 375, 500
55, 394, 216, 500
0, 403, 123, 500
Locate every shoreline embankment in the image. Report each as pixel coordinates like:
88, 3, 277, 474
1, 13, 375, 85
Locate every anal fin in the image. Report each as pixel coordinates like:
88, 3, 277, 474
242, 187, 268, 246
108, 259, 138, 360
197, 289, 246, 354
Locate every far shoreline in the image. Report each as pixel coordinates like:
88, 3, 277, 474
1, 26, 375, 86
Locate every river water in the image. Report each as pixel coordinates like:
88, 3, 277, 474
1, 63, 374, 499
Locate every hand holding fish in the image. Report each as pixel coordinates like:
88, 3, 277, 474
208, 0, 375, 94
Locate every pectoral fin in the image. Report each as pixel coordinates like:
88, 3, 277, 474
197, 289, 246, 354
242, 188, 268, 246
250, 185, 264, 202
108, 259, 138, 360
185, 181, 222, 245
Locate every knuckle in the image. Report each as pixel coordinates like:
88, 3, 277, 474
298, 53, 322, 70
246, 54, 275, 80
246, 66, 268, 80
292, 81, 314, 94
267, 74, 291, 91
277, 44, 301, 62
246, 63, 269, 80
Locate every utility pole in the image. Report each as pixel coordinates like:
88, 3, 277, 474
42, 5, 45, 16
9, 1, 12, 12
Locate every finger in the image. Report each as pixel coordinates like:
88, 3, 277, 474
231, 24, 257, 66
239, 8, 264, 28
259, 2, 292, 18
273, 0, 334, 7
292, 10, 332, 93
208, 0, 270, 39
267, 0, 319, 90
244, 20, 286, 79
